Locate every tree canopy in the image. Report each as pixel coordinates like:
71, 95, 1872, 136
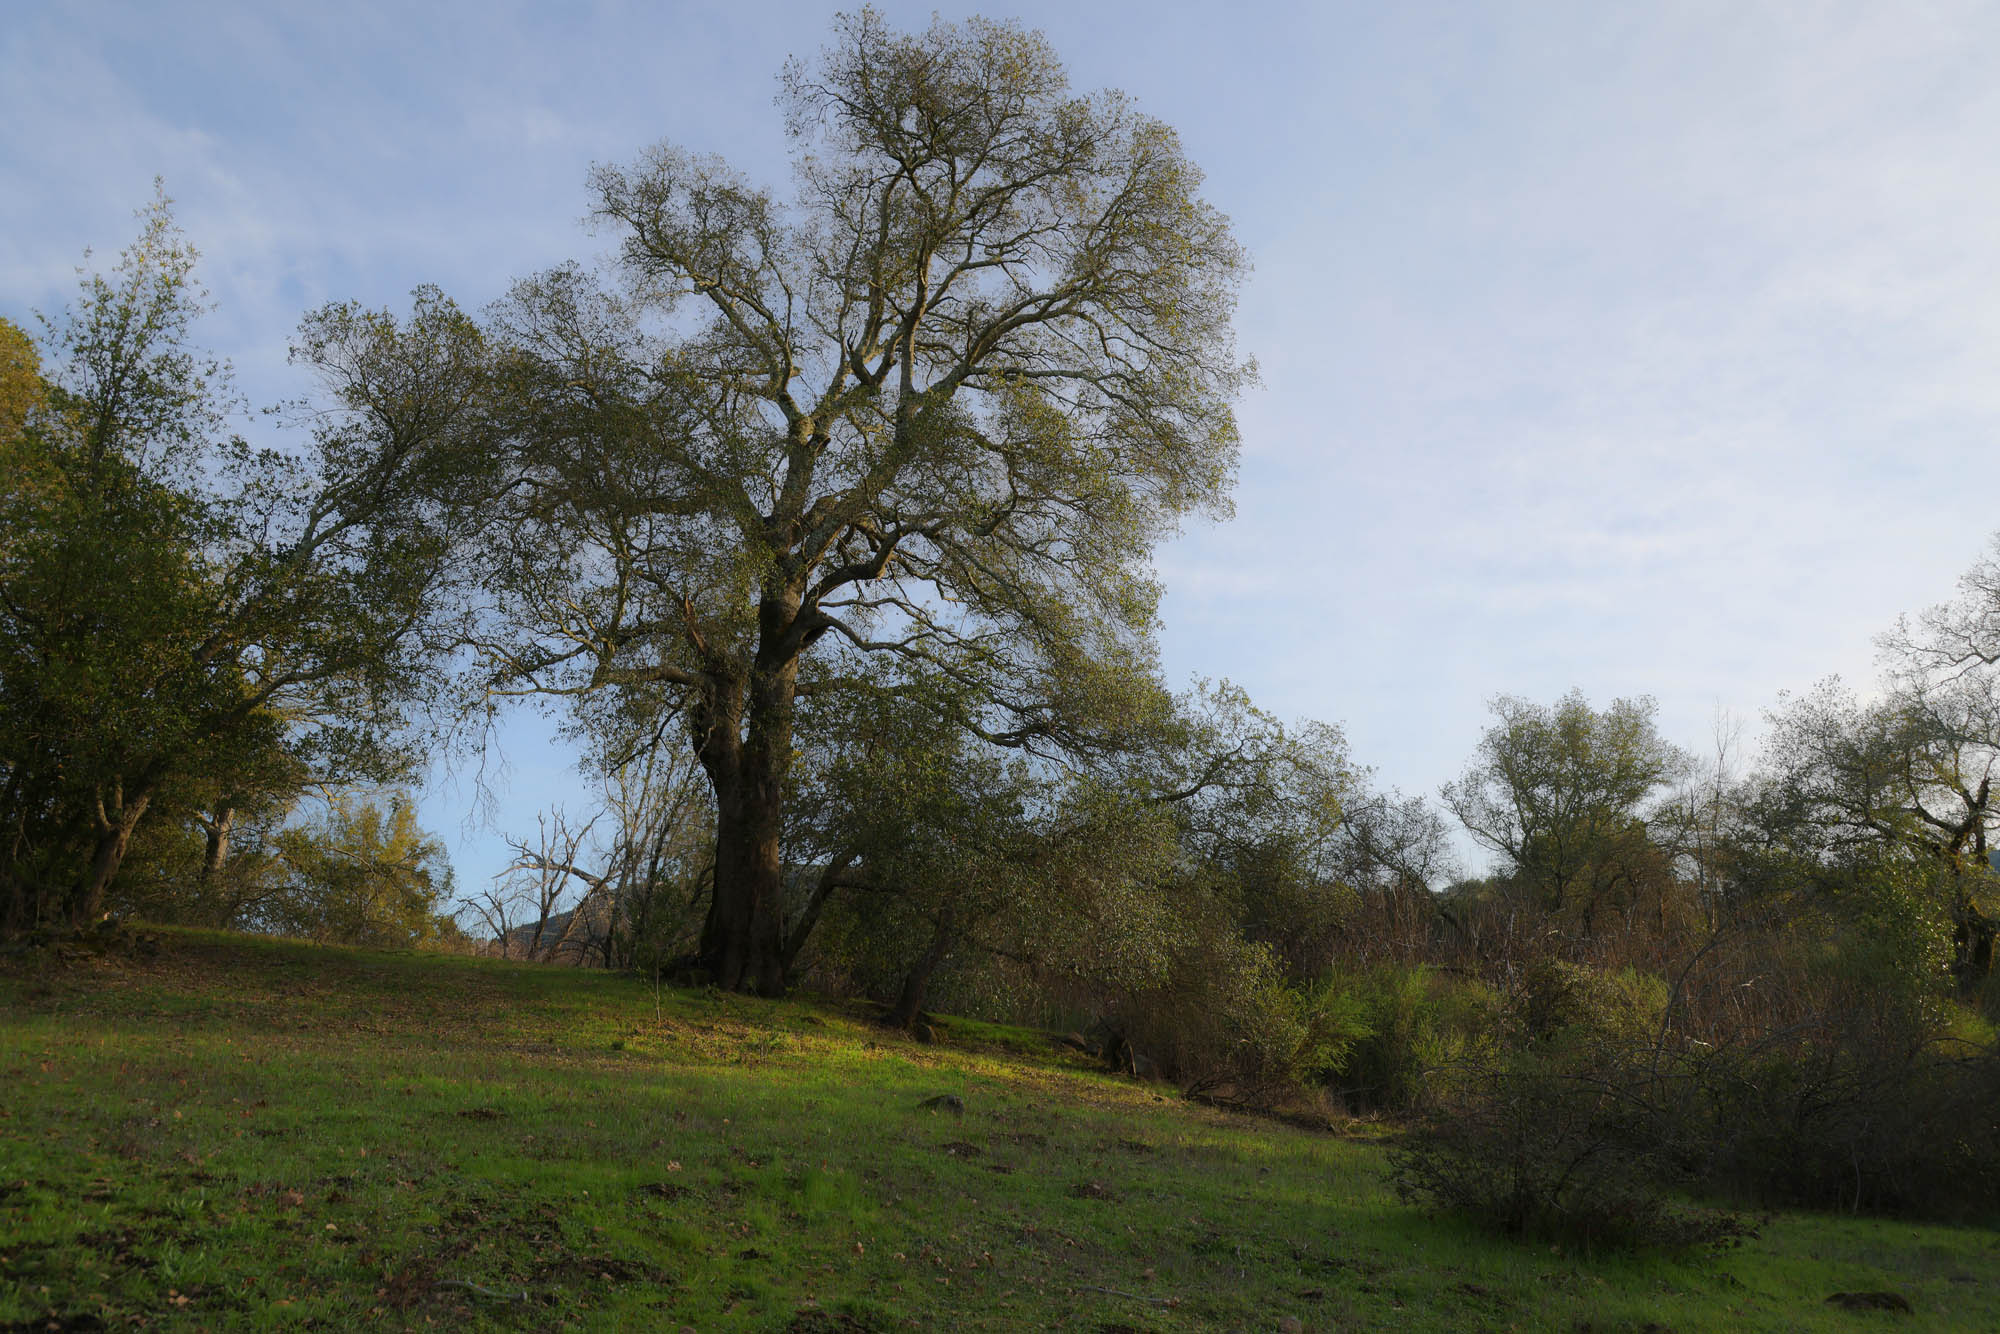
1443, 691, 1691, 935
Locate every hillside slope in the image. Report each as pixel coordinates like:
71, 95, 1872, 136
3, 930, 1996, 1331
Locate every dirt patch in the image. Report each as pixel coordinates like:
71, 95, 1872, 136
940, 1141, 982, 1159
377, 1259, 441, 1311
533, 1254, 663, 1285
636, 1181, 694, 1201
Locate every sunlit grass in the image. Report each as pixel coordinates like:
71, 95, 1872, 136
3, 928, 1996, 1330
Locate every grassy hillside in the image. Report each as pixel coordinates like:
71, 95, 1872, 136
2, 931, 1996, 1331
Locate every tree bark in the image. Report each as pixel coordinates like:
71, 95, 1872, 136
782, 851, 860, 971
199, 803, 235, 886
74, 782, 153, 926
885, 907, 956, 1030
695, 630, 796, 996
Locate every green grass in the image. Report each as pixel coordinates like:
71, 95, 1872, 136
2, 929, 1996, 1331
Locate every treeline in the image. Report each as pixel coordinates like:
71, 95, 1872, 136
5, 12, 1996, 1244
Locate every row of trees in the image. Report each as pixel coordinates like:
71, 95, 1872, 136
1431, 579, 1997, 994
464, 545, 1999, 1043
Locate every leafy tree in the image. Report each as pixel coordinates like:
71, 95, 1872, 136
1443, 691, 1691, 939
0, 195, 492, 932
780, 679, 997, 992
470, 12, 1249, 992
0, 319, 41, 442
919, 771, 1190, 1028
256, 794, 458, 948
109, 777, 297, 929
1139, 681, 1359, 976
1313, 788, 1459, 966
812, 738, 1041, 1028
1759, 671, 1998, 985
781, 682, 1168, 1029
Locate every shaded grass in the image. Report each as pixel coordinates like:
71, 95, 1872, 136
0, 928, 1994, 1331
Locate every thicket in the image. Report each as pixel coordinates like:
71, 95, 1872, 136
1385, 849, 2000, 1245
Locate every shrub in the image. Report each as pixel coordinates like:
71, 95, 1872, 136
1690, 1008, 2000, 1218
1388, 1030, 1755, 1252
1393, 946, 2000, 1242
1512, 958, 1668, 1043
1101, 931, 1383, 1113
1319, 964, 1500, 1113
1123, 936, 1320, 1108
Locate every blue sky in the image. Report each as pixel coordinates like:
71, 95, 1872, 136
9, 2, 2000, 889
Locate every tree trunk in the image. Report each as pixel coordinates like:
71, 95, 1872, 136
73, 782, 153, 926
696, 641, 796, 996
886, 907, 956, 1030
783, 850, 860, 971
1951, 900, 1996, 988
704, 789, 776, 991
199, 803, 235, 886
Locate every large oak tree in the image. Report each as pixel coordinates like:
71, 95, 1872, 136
475, 12, 1249, 992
